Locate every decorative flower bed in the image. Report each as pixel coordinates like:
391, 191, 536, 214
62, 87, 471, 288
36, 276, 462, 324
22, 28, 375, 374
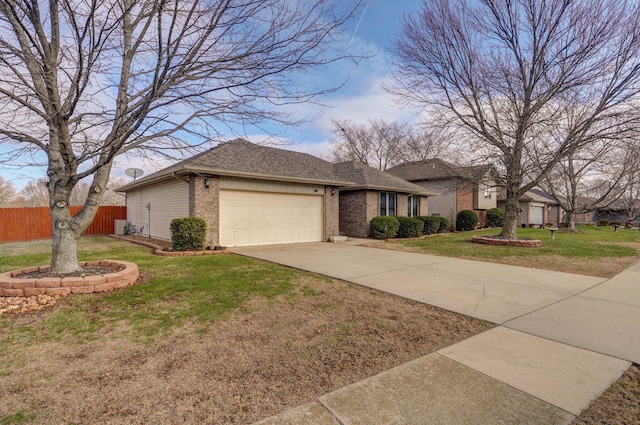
0, 260, 139, 298
471, 236, 541, 248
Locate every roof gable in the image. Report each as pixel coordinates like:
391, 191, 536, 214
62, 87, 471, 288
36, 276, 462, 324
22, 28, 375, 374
333, 161, 436, 195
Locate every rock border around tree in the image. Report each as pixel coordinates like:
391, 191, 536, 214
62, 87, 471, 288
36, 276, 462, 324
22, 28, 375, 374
471, 236, 542, 248
0, 260, 139, 298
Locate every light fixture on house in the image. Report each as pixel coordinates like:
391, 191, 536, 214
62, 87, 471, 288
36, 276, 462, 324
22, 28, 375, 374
204, 176, 211, 188
331, 188, 336, 196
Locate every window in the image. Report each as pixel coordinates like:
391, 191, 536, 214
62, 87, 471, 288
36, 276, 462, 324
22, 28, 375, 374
408, 195, 420, 217
380, 192, 396, 216
483, 183, 492, 199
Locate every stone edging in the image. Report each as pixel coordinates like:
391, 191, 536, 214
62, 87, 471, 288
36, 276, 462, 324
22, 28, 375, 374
471, 236, 541, 248
110, 235, 231, 256
0, 260, 139, 297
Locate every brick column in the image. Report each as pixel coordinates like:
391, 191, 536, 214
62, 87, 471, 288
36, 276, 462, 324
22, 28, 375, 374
190, 175, 219, 248
324, 186, 340, 240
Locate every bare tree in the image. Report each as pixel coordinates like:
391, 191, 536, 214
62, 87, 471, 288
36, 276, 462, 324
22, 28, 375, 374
331, 119, 447, 170
0, 176, 17, 206
387, 0, 640, 238
0, 0, 362, 272
541, 140, 636, 230
19, 179, 50, 207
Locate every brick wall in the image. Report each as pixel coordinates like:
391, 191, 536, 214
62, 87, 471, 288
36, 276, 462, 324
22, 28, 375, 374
456, 181, 475, 212
420, 196, 429, 217
190, 175, 220, 248
339, 190, 367, 237
324, 186, 340, 239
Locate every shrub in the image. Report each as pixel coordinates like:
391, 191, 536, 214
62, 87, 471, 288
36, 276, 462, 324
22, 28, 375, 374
435, 216, 451, 233
456, 210, 478, 232
486, 208, 505, 228
612, 220, 622, 227
370, 216, 400, 239
397, 217, 424, 238
416, 216, 440, 235
170, 217, 207, 251
586, 222, 594, 227
598, 219, 610, 227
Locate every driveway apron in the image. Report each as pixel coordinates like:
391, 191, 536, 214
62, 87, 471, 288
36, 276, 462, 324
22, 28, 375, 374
234, 242, 638, 424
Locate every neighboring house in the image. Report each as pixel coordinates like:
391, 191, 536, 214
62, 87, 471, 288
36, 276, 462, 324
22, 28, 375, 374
497, 188, 558, 227
594, 199, 640, 225
117, 139, 433, 247
386, 159, 499, 227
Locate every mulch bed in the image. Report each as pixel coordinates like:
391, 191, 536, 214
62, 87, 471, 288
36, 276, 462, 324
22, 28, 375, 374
16, 264, 123, 279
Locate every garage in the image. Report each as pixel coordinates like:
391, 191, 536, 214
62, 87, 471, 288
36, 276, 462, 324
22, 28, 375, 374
219, 190, 324, 247
530, 204, 545, 226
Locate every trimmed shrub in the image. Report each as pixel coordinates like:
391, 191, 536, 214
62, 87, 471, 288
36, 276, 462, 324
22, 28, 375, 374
435, 216, 451, 233
612, 220, 622, 226
170, 217, 207, 251
416, 216, 439, 235
370, 216, 400, 240
486, 208, 505, 228
598, 219, 610, 227
397, 217, 424, 238
456, 210, 478, 231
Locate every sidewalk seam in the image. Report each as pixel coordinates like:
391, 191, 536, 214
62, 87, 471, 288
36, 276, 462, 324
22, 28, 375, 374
317, 400, 346, 425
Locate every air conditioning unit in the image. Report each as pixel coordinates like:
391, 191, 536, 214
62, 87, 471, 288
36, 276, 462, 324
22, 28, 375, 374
114, 219, 127, 235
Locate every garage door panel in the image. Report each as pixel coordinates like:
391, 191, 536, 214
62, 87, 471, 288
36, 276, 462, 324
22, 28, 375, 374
220, 190, 324, 247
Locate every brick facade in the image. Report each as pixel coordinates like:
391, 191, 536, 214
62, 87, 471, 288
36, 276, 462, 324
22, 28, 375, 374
324, 186, 340, 239
190, 175, 220, 248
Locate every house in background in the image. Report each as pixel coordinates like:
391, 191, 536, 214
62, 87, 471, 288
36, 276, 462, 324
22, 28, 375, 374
497, 188, 558, 227
117, 139, 433, 247
386, 159, 499, 227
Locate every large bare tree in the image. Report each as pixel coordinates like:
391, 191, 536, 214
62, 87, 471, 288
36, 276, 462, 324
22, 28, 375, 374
331, 119, 447, 170
0, 0, 361, 272
387, 0, 640, 238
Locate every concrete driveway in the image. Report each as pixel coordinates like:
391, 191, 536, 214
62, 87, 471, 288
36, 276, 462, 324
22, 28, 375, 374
233, 241, 640, 424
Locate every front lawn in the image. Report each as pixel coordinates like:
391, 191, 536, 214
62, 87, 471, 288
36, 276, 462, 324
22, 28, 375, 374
0, 237, 491, 424
366, 226, 640, 277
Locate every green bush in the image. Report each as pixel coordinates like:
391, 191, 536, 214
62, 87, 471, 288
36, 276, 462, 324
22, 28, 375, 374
612, 220, 622, 227
435, 216, 451, 233
170, 217, 207, 251
397, 217, 424, 238
370, 216, 400, 239
416, 216, 440, 235
598, 219, 610, 227
486, 208, 505, 228
456, 210, 478, 231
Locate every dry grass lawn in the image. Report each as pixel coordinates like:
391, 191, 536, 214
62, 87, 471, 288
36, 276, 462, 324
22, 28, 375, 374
0, 271, 491, 424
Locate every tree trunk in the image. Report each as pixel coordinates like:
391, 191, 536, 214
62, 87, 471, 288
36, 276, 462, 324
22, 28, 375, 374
564, 210, 576, 231
50, 203, 82, 274
500, 187, 520, 239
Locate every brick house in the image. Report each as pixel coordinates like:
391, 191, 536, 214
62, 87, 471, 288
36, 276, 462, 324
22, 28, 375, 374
386, 159, 499, 227
118, 139, 433, 247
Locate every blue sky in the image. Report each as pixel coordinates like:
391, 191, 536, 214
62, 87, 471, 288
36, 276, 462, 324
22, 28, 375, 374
1, 1, 423, 189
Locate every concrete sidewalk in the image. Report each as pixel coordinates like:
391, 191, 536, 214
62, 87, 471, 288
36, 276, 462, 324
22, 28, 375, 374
234, 241, 639, 424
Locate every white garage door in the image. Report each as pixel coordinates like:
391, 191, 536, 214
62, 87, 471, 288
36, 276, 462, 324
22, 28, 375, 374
531, 206, 544, 225
220, 190, 324, 247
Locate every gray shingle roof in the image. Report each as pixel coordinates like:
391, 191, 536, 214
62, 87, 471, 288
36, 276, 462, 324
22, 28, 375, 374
333, 161, 435, 195
118, 139, 435, 195
386, 159, 493, 182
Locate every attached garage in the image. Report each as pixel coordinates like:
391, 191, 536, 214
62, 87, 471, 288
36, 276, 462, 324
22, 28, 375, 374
219, 190, 324, 247
530, 203, 545, 226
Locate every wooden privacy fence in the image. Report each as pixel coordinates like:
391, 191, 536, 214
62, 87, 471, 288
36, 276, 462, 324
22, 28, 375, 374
0, 206, 126, 243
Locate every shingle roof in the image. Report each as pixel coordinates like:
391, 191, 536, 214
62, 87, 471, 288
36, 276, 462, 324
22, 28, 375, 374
386, 158, 493, 182
333, 161, 436, 195
118, 139, 435, 195
497, 188, 557, 203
